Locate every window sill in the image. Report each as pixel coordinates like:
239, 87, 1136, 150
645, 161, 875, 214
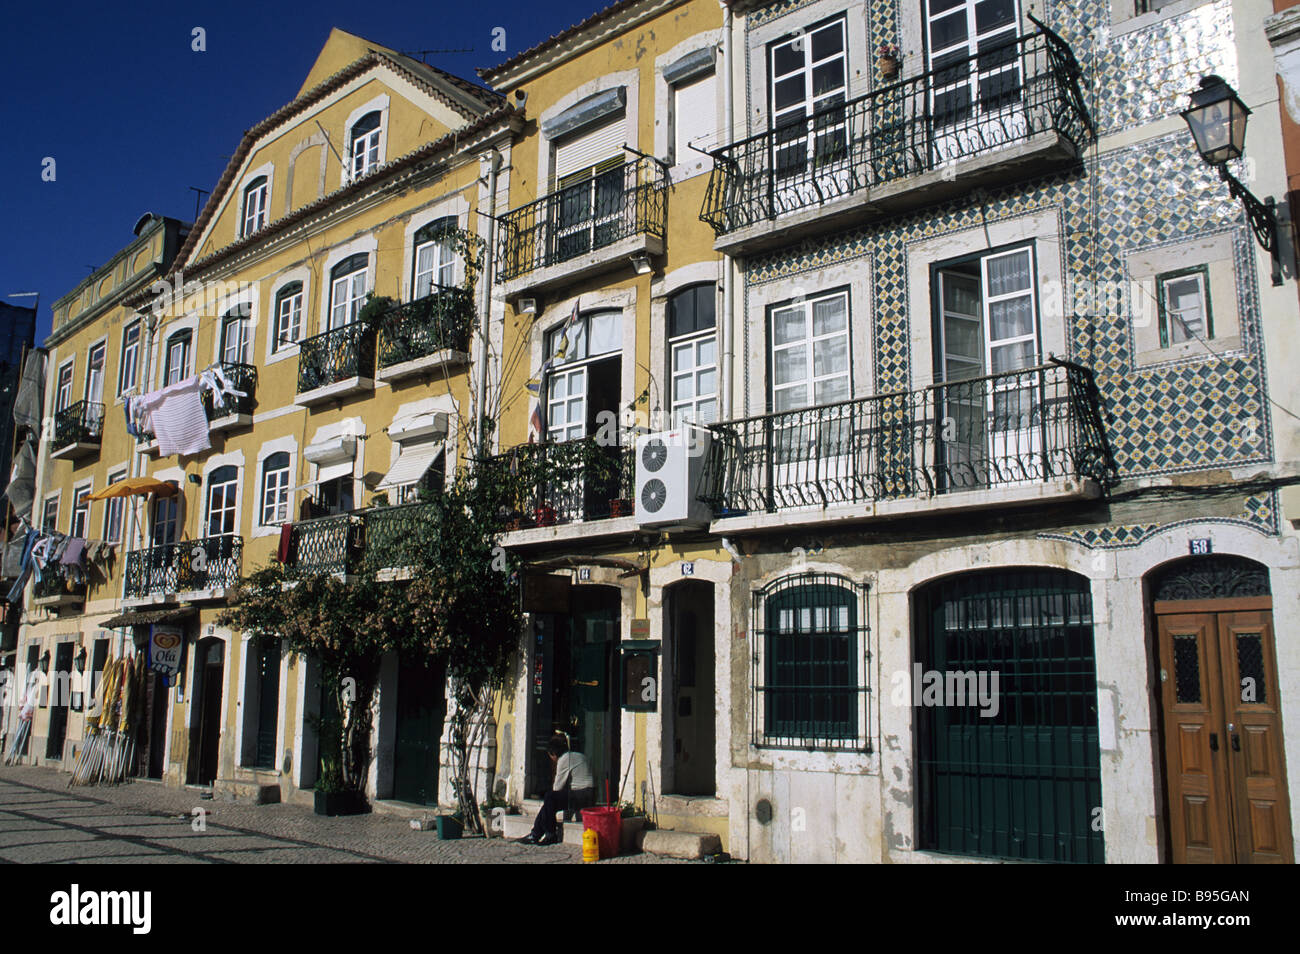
1135, 334, 1241, 367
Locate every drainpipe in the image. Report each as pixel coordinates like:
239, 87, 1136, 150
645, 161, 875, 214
123, 308, 159, 617
475, 149, 503, 457
720, 5, 736, 420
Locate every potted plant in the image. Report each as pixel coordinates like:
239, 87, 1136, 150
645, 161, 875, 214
609, 498, 633, 518
877, 42, 901, 79
313, 765, 366, 816
534, 504, 558, 527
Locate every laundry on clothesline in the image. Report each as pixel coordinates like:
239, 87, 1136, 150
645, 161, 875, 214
127, 367, 249, 457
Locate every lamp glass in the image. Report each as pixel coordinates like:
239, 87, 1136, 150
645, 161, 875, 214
1183, 80, 1249, 165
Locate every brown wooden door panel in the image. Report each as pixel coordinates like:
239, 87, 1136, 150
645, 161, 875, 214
1157, 607, 1293, 864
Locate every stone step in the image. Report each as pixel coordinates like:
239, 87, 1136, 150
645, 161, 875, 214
501, 804, 585, 845
641, 829, 721, 860
212, 779, 280, 804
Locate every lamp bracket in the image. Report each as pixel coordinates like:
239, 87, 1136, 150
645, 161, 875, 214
1219, 165, 1283, 286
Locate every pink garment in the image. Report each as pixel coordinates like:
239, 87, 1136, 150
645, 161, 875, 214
137, 376, 211, 456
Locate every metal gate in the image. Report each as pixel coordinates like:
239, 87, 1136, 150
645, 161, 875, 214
915, 568, 1103, 862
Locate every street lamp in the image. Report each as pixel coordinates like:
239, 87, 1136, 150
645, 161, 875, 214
1181, 75, 1282, 285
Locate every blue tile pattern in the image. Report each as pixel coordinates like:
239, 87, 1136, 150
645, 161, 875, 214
1037, 492, 1280, 549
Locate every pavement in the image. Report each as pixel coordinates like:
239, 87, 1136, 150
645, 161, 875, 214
0, 765, 687, 864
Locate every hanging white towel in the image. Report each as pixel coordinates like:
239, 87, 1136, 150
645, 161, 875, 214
138, 376, 211, 456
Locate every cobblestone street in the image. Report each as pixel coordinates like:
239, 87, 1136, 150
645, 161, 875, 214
0, 765, 683, 864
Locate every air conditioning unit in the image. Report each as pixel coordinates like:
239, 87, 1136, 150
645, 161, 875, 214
516, 297, 538, 315
634, 429, 712, 528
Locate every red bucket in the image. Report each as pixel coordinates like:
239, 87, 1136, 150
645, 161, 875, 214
581, 806, 623, 859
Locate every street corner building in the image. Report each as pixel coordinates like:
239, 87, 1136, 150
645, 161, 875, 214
2, 0, 1300, 866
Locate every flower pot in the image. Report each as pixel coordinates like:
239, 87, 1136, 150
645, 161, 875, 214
314, 790, 367, 816
434, 815, 463, 839
609, 499, 633, 518
534, 505, 558, 527
878, 55, 899, 79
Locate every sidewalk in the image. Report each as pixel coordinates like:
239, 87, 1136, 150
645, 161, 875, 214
0, 764, 685, 864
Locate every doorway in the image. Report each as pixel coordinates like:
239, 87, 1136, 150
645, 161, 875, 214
392, 654, 446, 806
137, 669, 170, 780
45, 642, 73, 760
664, 581, 716, 796
528, 586, 621, 801
189, 639, 224, 786
1151, 556, 1293, 863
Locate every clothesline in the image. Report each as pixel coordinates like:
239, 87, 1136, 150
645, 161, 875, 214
124, 364, 247, 457
4, 515, 117, 605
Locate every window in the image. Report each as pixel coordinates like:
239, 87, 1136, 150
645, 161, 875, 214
935, 245, 1039, 381
242, 176, 268, 237
55, 362, 73, 412
328, 254, 368, 329
412, 218, 457, 299
164, 329, 192, 385
349, 112, 382, 180
118, 320, 140, 394
205, 465, 239, 537
151, 488, 179, 546
41, 496, 59, 532
673, 70, 717, 163
273, 282, 303, 351
1158, 267, 1212, 347
769, 289, 850, 412
260, 452, 291, 526
769, 17, 847, 180
552, 118, 626, 263
221, 306, 251, 364
753, 572, 868, 749
85, 343, 106, 405
103, 471, 126, 543
924, 0, 1022, 147
668, 283, 718, 427
317, 475, 354, 516
70, 486, 91, 538
545, 310, 622, 442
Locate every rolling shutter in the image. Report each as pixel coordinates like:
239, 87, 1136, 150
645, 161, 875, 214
554, 118, 625, 180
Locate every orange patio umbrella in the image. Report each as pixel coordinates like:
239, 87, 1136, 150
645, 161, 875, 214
87, 476, 179, 501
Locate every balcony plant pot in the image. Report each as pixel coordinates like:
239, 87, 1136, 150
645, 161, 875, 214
878, 55, 899, 79
534, 505, 558, 528
314, 789, 367, 817
609, 498, 633, 518
434, 814, 463, 840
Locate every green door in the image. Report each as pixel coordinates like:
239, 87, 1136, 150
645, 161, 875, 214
392, 656, 445, 806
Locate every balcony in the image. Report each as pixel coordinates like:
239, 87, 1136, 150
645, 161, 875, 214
375, 287, 475, 383
32, 564, 87, 608
700, 25, 1092, 255
701, 361, 1110, 534
203, 362, 257, 433
497, 157, 668, 298
295, 321, 375, 406
361, 501, 438, 576
124, 534, 243, 603
50, 401, 104, 461
485, 436, 635, 547
285, 513, 362, 578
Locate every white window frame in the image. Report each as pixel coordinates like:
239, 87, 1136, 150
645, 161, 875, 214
1157, 268, 1212, 347
241, 176, 269, 237
84, 340, 106, 406
349, 112, 383, 181
667, 284, 718, 428
41, 496, 59, 532
260, 452, 292, 527
205, 466, 240, 538
164, 330, 192, 385
118, 320, 140, 395
328, 254, 369, 330
221, 310, 251, 365
768, 16, 849, 183
273, 282, 304, 352
413, 219, 458, 300
103, 470, 126, 543
672, 69, 718, 165
55, 360, 74, 413
70, 484, 91, 538
768, 288, 852, 413
544, 311, 622, 442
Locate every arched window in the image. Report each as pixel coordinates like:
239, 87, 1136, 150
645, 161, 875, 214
328, 254, 369, 329
412, 217, 458, 299
164, 329, 192, 385
753, 571, 867, 749
260, 452, 291, 526
914, 568, 1102, 863
221, 305, 251, 365
349, 111, 382, 179
272, 282, 303, 351
667, 283, 717, 426
205, 465, 239, 537
241, 176, 268, 237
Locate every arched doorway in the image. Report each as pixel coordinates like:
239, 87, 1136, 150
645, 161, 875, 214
913, 568, 1103, 863
1148, 555, 1293, 863
188, 638, 224, 786
662, 579, 715, 796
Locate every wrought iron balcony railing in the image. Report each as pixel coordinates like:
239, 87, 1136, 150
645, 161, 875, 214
53, 401, 104, 448
296, 321, 376, 394
484, 436, 635, 529
362, 501, 439, 572
202, 362, 257, 419
124, 534, 243, 599
376, 286, 475, 369
33, 563, 87, 601
286, 513, 362, 576
700, 25, 1092, 235
701, 361, 1110, 517
497, 157, 668, 283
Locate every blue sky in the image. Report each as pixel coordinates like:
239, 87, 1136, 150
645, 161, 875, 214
0, 0, 608, 343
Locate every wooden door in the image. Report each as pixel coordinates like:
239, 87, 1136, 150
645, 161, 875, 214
1157, 606, 1293, 863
